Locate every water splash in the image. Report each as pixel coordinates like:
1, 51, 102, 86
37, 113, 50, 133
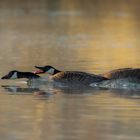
90, 79, 140, 89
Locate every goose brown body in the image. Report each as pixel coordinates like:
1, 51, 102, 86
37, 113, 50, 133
51, 68, 140, 84
34, 65, 109, 85
34, 66, 140, 86
51, 71, 108, 85
103, 68, 140, 82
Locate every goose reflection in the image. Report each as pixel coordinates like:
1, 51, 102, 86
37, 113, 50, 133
2, 85, 39, 94
1, 83, 140, 99
1, 82, 100, 96
108, 88, 140, 99
1, 85, 55, 97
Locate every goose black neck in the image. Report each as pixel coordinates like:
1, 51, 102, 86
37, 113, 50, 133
53, 69, 61, 75
17, 72, 40, 79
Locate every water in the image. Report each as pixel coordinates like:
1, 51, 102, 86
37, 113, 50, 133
0, 0, 140, 140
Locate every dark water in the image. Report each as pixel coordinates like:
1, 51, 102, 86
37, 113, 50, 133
0, 0, 140, 140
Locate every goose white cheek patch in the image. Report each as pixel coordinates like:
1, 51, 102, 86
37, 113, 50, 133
11, 72, 17, 79
47, 68, 55, 75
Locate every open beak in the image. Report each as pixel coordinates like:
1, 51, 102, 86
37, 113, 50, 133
33, 66, 45, 74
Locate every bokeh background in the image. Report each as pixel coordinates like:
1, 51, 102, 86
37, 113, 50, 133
0, 1, 140, 140
0, 0, 140, 75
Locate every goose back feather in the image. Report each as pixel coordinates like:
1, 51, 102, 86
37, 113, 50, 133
51, 71, 108, 85
103, 68, 140, 82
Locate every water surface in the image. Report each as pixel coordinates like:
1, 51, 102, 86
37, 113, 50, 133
0, 0, 140, 140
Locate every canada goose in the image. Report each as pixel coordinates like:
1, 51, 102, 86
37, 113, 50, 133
34, 65, 108, 85
34, 65, 140, 84
103, 68, 140, 82
1, 70, 40, 79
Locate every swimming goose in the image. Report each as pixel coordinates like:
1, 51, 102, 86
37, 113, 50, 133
1, 70, 40, 79
103, 68, 140, 82
34, 66, 140, 83
34, 65, 108, 85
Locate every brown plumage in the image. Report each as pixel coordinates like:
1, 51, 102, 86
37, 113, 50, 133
34, 66, 140, 85
103, 68, 140, 82
51, 71, 108, 85
34, 66, 109, 85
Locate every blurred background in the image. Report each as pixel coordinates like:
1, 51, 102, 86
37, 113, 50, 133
0, 1, 140, 140
0, 0, 140, 75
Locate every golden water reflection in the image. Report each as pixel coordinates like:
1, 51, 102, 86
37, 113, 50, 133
0, 0, 140, 140
0, 0, 140, 75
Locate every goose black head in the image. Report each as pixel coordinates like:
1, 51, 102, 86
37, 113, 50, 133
1, 70, 19, 79
34, 65, 60, 75
1, 70, 40, 79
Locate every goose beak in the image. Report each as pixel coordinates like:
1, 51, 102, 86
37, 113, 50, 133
1, 74, 9, 79
35, 66, 43, 69
33, 66, 45, 74
33, 70, 44, 74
